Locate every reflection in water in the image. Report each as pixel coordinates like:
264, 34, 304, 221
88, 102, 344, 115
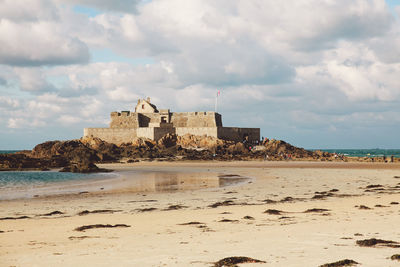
0, 170, 251, 200
113, 171, 250, 193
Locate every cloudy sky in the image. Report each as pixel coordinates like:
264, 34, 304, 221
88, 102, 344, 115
1, 0, 400, 149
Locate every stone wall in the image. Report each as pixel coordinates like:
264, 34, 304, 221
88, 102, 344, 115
110, 112, 139, 128
84, 126, 260, 144
153, 127, 176, 140
136, 127, 175, 140
171, 112, 221, 127
175, 127, 218, 137
109, 110, 222, 129
138, 113, 162, 127
84, 128, 137, 144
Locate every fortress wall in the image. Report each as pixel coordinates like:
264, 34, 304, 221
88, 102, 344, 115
153, 127, 176, 140
138, 113, 163, 127
217, 127, 260, 143
84, 128, 137, 144
175, 127, 218, 138
136, 128, 155, 140
110, 112, 139, 128
171, 112, 220, 127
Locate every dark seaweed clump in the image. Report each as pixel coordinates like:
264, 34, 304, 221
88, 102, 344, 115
304, 208, 330, 213
74, 224, 130, 232
356, 238, 400, 248
213, 256, 266, 267
264, 209, 282, 215
319, 259, 358, 267
391, 254, 400, 261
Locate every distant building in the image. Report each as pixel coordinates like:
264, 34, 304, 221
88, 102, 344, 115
84, 97, 260, 144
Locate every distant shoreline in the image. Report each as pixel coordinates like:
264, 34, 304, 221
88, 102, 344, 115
3, 148, 400, 157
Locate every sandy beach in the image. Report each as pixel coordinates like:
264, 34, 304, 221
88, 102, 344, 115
1, 161, 400, 266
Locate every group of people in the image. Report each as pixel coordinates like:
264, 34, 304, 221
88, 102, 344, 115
382, 155, 395, 163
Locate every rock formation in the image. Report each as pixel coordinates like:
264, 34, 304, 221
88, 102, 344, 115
0, 134, 340, 172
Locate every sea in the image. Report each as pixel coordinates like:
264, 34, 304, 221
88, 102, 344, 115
0, 150, 119, 200
312, 149, 400, 158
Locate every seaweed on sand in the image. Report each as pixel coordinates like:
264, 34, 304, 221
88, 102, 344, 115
0, 216, 30, 220
213, 256, 266, 267
78, 209, 121, 216
391, 254, 400, 261
208, 200, 235, 208
218, 219, 239, 223
178, 222, 204, 225
74, 224, 130, 232
319, 259, 358, 267
135, 207, 157, 212
304, 208, 330, 213
39, 211, 64, 216
264, 209, 283, 215
163, 204, 188, 211
356, 238, 400, 248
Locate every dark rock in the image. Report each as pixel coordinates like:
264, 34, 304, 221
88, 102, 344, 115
59, 162, 112, 173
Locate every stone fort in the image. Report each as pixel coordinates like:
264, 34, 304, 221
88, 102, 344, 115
84, 98, 260, 144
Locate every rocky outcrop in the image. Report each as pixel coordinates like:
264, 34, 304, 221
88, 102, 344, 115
157, 133, 177, 148
1, 134, 339, 172
59, 162, 113, 173
261, 139, 314, 158
176, 134, 225, 150
30, 140, 99, 163
0, 153, 68, 171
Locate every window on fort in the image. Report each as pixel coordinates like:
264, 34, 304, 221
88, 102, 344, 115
161, 117, 167, 123
142, 104, 144, 109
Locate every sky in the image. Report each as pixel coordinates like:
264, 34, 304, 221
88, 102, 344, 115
0, 0, 400, 150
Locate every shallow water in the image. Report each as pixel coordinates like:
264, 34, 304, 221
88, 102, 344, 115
0, 169, 250, 200
0, 171, 117, 200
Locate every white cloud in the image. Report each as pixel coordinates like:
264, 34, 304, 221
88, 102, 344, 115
57, 115, 81, 125
0, 19, 90, 66
0, 0, 58, 22
0, 96, 20, 109
14, 68, 55, 92
1, 0, 400, 148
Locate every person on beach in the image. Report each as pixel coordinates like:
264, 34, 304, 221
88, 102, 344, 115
391, 155, 394, 163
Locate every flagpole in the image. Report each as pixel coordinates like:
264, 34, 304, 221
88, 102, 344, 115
215, 94, 218, 112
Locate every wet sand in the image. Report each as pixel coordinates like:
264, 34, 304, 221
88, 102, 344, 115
1, 161, 400, 266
